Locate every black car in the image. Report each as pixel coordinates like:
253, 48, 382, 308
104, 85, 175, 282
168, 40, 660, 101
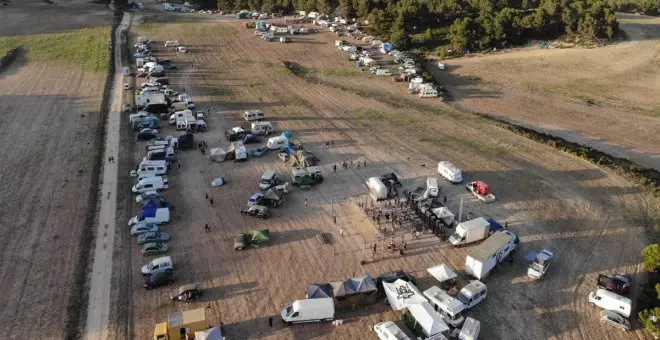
137, 129, 158, 141
170, 282, 203, 302
144, 269, 173, 289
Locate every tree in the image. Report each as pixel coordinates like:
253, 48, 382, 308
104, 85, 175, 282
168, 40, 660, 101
449, 17, 472, 51
643, 244, 660, 272
639, 307, 660, 339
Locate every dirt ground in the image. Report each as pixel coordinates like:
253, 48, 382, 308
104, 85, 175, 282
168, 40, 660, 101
109, 9, 651, 340
0, 56, 106, 338
427, 13, 660, 171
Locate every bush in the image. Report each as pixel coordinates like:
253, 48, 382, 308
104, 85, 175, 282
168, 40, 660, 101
639, 307, 660, 338
643, 244, 660, 272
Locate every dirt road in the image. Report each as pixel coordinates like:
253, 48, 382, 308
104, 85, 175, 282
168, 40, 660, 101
84, 11, 131, 340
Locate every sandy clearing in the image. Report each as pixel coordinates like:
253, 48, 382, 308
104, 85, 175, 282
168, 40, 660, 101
426, 13, 660, 171
84, 11, 132, 340
105, 11, 651, 340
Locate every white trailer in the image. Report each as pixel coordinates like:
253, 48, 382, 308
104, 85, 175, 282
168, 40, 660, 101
437, 161, 462, 183
464, 230, 519, 280
449, 217, 491, 246
366, 177, 388, 201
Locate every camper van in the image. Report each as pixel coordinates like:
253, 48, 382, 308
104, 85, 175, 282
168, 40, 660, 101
169, 110, 192, 125
423, 286, 465, 327
251, 121, 274, 135
281, 298, 334, 325
144, 147, 176, 163
130, 160, 168, 179
266, 136, 288, 150
366, 177, 388, 200
438, 161, 463, 183
141, 256, 173, 275
132, 176, 169, 194
420, 87, 439, 98
375, 69, 392, 76
243, 109, 264, 121
456, 280, 487, 310
588, 288, 632, 318
373, 321, 411, 340
426, 177, 439, 197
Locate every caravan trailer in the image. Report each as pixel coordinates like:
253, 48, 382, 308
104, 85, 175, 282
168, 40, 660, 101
438, 161, 463, 183
366, 177, 388, 200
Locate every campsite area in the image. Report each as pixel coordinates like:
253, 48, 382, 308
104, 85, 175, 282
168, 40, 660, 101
109, 7, 650, 340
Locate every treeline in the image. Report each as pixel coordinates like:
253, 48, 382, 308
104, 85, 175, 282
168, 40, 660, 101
217, 0, 622, 51
607, 0, 660, 15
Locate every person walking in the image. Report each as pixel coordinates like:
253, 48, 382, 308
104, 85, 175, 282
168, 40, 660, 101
304, 198, 308, 207
268, 317, 273, 327
363, 160, 366, 167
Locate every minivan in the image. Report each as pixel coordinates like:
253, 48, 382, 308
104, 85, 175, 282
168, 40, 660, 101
588, 288, 632, 318
243, 109, 264, 121
259, 170, 280, 190
141, 256, 173, 275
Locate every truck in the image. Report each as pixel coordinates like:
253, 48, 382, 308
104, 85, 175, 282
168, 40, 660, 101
448, 217, 491, 246
464, 230, 519, 280
153, 308, 208, 340
466, 181, 495, 203
291, 166, 323, 188
281, 298, 334, 325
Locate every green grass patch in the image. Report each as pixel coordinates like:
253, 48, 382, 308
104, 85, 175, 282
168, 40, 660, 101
308, 67, 361, 77
0, 26, 110, 73
136, 22, 236, 38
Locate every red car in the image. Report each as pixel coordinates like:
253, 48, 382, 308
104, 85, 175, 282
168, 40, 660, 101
597, 274, 632, 295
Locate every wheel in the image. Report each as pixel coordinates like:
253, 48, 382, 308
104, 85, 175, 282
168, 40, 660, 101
287, 322, 292, 326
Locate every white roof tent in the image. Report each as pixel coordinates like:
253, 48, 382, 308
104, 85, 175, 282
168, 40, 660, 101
427, 264, 457, 283
408, 302, 450, 337
382, 279, 427, 311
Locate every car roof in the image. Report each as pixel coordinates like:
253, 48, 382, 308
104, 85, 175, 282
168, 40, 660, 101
143, 242, 162, 248
150, 269, 172, 279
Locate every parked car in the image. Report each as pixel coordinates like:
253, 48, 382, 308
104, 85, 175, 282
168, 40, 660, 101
170, 282, 203, 302
599, 310, 631, 331
130, 223, 159, 236
144, 269, 173, 289
240, 205, 271, 219
247, 192, 264, 206
141, 242, 169, 256
137, 231, 171, 245
137, 129, 158, 141
597, 274, 632, 295
527, 249, 553, 279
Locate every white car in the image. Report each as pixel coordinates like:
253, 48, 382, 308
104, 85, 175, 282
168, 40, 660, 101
600, 310, 630, 331
130, 223, 159, 236
527, 249, 553, 279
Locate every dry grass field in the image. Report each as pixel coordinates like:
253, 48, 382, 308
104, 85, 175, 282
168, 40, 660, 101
107, 10, 652, 340
428, 13, 660, 171
0, 2, 111, 338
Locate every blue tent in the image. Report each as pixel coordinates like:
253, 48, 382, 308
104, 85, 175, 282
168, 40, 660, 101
487, 218, 503, 233
282, 131, 293, 139
307, 283, 332, 299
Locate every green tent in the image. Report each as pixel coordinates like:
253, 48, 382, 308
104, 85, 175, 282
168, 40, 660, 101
250, 229, 270, 243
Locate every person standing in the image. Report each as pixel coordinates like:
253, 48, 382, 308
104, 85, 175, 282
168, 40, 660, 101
304, 198, 308, 207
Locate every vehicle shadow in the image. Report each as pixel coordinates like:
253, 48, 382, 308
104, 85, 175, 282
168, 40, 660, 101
196, 280, 259, 303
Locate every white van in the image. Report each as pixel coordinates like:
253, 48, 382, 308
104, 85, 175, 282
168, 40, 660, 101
588, 288, 632, 318
426, 177, 439, 197
266, 136, 288, 150
457, 317, 480, 340
128, 207, 170, 226
373, 321, 410, 340
243, 109, 264, 121
132, 176, 169, 194
259, 170, 279, 190
130, 160, 168, 179
251, 121, 274, 135
456, 280, 487, 310
169, 110, 192, 125
375, 69, 392, 76
141, 256, 173, 275
438, 161, 463, 183
423, 286, 465, 327
366, 177, 388, 200
164, 40, 180, 47
281, 298, 334, 325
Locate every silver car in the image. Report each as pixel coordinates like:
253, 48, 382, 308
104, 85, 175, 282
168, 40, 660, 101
600, 310, 630, 331
137, 231, 170, 245
130, 223, 159, 236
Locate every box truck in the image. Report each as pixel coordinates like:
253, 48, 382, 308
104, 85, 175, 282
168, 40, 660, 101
464, 230, 519, 280
448, 217, 491, 246
281, 298, 334, 325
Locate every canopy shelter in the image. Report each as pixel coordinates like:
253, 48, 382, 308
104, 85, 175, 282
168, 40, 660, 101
408, 302, 450, 337
249, 229, 270, 243
347, 276, 377, 294
329, 280, 355, 298
194, 327, 222, 340
209, 148, 227, 162
307, 283, 332, 299
382, 279, 427, 311
427, 264, 457, 283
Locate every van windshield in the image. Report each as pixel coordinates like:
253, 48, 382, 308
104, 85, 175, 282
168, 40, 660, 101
456, 293, 469, 305
285, 306, 293, 316
449, 232, 463, 241
260, 178, 271, 184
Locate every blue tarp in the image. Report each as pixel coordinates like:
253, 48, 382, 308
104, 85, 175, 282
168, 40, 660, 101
307, 283, 332, 299
487, 218, 503, 233
282, 131, 293, 139
382, 43, 393, 52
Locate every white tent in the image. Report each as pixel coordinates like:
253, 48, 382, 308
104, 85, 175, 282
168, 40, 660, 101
194, 327, 223, 340
209, 148, 226, 162
427, 264, 457, 283
382, 279, 427, 311
408, 302, 450, 337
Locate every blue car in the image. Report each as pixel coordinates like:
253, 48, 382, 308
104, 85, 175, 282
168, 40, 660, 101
247, 193, 263, 206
